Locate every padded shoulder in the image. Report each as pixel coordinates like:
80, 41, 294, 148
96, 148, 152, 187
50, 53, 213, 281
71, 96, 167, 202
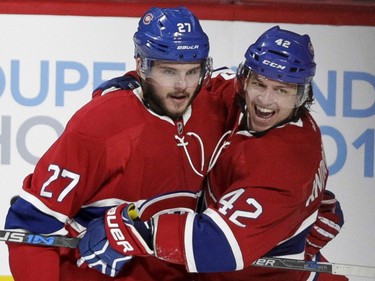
96, 73, 141, 92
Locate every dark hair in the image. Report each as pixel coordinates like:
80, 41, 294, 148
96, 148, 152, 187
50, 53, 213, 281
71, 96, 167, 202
290, 82, 315, 122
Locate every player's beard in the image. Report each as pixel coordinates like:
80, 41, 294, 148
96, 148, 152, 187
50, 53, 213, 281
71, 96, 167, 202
142, 82, 194, 120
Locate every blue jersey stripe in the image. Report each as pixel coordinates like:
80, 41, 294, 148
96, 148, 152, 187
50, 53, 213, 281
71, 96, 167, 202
190, 212, 237, 272
5, 197, 65, 234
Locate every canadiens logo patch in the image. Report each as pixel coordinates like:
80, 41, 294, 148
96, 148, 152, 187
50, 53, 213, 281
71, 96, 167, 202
143, 13, 153, 25
177, 121, 184, 134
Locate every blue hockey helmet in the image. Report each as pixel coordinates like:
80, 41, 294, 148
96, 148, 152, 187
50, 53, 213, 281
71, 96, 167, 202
236, 26, 316, 108
134, 6, 210, 62
242, 25, 316, 85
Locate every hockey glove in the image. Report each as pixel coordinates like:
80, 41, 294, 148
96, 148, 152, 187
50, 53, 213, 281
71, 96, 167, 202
305, 190, 344, 260
77, 217, 133, 277
77, 203, 154, 277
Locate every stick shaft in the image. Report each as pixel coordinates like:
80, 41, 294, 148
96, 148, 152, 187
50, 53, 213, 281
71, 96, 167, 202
252, 257, 375, 278
332, 263, 375, 278
0, 230, 79, 248
1, 230, 374, 278
252, 257, 332, 274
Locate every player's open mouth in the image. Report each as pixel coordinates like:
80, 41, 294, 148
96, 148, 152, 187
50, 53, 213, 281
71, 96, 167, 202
170, 94, 188, 103
254, 105, 275, 119
171, 95, 187, 99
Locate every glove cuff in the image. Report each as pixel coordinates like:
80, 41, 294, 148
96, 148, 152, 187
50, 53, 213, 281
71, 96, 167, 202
105, 204, 154, 256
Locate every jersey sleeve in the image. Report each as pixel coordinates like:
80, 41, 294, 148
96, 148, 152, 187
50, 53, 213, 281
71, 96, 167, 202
5, 94, 133, 236
153, 184, 317, 273
208, 68, 236, 107
92, 71, 140, 98
206, 68, 241, 131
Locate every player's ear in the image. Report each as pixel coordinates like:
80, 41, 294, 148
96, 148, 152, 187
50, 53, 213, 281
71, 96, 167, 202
135, 57, 144, 78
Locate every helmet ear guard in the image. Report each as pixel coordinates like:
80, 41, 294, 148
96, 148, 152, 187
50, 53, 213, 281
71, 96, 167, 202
295, 83, 310, 107
198, 56, 213, 88
235, 61, 250, 98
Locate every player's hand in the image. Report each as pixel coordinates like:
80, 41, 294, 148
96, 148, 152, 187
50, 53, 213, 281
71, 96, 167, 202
305, 190, 344, 260
77, 203, 153, 276
77, 216, 133, 277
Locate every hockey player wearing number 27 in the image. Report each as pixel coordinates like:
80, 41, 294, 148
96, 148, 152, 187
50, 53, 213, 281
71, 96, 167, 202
4, 7, 235, 281
78, 26, 347, 281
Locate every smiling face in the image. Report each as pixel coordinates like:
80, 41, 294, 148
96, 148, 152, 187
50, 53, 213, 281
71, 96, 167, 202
244, 72, 299, 132
137, 59, 202, 120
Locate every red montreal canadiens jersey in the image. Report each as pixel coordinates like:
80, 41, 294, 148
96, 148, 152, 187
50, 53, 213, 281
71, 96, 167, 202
153, 112, 331, 281
5, 71, 236, 281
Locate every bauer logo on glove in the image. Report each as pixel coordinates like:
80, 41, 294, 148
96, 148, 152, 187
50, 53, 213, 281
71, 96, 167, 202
106, 206, 136, 253
105, 203, 154, 256
78, 203, 154, 277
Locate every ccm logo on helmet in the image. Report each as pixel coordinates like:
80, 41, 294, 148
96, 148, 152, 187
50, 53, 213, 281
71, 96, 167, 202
177, 45, 199, 50
262, 60, 286, 70
106, 207, 134, 253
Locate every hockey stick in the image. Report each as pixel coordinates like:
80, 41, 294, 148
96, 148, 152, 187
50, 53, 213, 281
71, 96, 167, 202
0, 230, 79, 249
252, 257, 375, 278
1, 229, 374, 278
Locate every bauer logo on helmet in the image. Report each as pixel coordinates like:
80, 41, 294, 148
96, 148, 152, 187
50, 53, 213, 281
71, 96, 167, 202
177, 45, 199, 50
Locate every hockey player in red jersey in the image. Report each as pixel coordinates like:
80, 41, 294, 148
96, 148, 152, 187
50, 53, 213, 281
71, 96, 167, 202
78, 26, 346, 281
4, 7, 235, 281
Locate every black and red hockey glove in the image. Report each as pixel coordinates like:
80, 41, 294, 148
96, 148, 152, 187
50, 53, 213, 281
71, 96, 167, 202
305, 190, 344, 260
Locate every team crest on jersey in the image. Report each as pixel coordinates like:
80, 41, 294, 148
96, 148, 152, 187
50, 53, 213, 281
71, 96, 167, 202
177, 121, 184, 134
138, 191, 201, 220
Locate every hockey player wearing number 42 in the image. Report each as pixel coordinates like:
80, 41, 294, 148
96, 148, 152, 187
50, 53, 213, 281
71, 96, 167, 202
78, 26, 347, 281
